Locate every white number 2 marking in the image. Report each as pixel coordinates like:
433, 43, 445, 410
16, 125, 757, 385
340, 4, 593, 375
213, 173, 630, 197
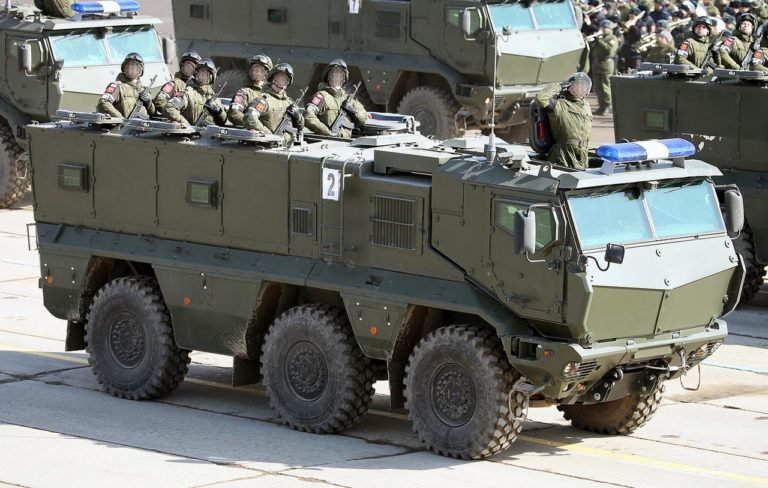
322, 168, 341, 201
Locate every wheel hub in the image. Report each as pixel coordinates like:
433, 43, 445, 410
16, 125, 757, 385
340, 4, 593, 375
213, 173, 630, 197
285, 341, 328, 401
108, 311, 146, 368
430, 363, 476, 427
412, 107, 437, 137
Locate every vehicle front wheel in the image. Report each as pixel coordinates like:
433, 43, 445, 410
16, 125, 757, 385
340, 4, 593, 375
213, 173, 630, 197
397, 86, 463, 140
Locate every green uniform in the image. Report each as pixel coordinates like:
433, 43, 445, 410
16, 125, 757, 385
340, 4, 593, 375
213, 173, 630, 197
534, 83, 592, 170
96, 73, 154, 119
163, 83, 227, 127
228, 85, 263, 127
243, 86, 303, 135
43, 0, 74, 17
303, 83, 367, 138
153, 73, 188, 113
720, 32, 754, 69
589, 33, 618, 111
645, 44, 677, 63
675, 36, 711, 68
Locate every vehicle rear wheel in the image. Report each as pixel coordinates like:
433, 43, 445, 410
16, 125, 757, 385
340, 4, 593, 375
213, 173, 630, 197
397, 86, 463, 140
215, 69, 247, 98
558, 381, 665, 435
734, 224, 766, 305
0, 118, 28, 209
261, 304, 375, 433
405, 324, 525, 459
85, 276, 190, 400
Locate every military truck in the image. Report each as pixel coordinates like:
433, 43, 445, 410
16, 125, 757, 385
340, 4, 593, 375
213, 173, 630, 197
0, 0, 172, 208
611, 70, 768, 304
171, 0, 585, 140
27, 113, 742, 459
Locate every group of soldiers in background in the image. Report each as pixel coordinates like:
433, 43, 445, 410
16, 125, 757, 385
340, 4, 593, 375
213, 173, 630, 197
96, 50, 367, 140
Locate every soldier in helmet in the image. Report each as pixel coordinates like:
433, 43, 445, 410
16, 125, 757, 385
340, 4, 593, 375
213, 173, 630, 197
589, 19, 619, 115
228, 54, 273, 127
675, 17, 717, 68
243, 63, 304, 137
163, 58, 227, 127
720, 13, 765, 70
533, 73, 593, 170
303, 59, 367, 139
154, 50, 202, 112
97, 53, 155, 119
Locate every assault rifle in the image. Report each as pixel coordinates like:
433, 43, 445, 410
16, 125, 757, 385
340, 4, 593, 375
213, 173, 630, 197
274, 86, 308, 141
700, 31, 730, 70
126, 74, 157, 120
193, 81, 228, 127
329, 82, 362, 137
741, 20, 768, 69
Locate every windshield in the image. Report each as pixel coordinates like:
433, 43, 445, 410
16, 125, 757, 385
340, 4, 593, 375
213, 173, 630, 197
50, 26, 162, 67
487, 2, 577, 32
568, 180, 725, 249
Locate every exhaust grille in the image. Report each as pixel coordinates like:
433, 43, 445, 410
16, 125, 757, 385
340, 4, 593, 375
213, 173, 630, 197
370, 195, 416, 250
291, 206, 313, 236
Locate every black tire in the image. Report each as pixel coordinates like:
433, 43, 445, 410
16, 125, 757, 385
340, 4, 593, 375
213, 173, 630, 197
405, 324, 525, 460
0, 118, 28, 209
85, 276, 190, 400
734, 225, 767, 304
558, 381, 665, 435
215, 69, 247, 99
261, 304, 375, 433
397, 86, 463, 140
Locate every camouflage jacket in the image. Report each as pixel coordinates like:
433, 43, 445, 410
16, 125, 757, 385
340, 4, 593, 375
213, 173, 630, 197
43, 0, 74, 17
675, 36, 710, 68
720, 32, 753, 69
243, 86, 302, 134
534, 83, 592, 170
163, 83, 227, 127
153, 73, 189, 112
228, 84, 264, 127
303, 83, 367, 138
590, 33, 619, 74
96, 73, 155, 119
645, 44, 677, 64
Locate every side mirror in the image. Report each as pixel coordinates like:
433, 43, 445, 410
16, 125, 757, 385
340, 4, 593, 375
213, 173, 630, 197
461, 9, 473, 37
18, 43, 32, 73
604, 243, 625, 264
724, 189, 744, 235
162, 35, 177, 65
514, 210, 537, 255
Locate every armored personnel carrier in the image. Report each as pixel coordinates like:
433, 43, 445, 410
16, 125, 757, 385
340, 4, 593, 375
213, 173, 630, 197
0, 0, 171, 208
27, 112, 741, 459
172, 0, 585, 140
612, 66, 768, 303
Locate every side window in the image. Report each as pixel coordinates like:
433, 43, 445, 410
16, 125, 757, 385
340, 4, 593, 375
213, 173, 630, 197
494, 200, 557, 251
446, 7, 481, 31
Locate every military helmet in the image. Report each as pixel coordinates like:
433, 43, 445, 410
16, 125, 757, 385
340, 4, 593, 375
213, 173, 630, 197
180, 50, 202, 65
738, 12, 758, 27
693, 16, 716, 29
121, 52, 145, 77
268, 63, 295, 86
322, 58, 349, 83
565, 72, 592, 97
195, 58, 218, 84
249, 54, 274, 71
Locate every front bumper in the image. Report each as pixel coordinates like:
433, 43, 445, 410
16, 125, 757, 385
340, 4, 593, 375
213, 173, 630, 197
504, 320, 728, 400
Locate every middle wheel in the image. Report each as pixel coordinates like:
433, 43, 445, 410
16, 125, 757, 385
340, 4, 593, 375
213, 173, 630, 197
261, 304, 375, 433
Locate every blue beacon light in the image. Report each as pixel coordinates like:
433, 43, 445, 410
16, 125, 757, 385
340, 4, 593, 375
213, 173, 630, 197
71, 1, 140, 14
596, 138, 696, 164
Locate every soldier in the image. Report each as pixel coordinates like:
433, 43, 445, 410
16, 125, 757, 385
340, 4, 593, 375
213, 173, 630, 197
163, 58, 227, 127
228, 54, 273, 127
153, 50, 202, 113
243, 63, 304, 138
645, 31, 677, 62
303, 59, 367, 139
590, 19, 619, 115
720, 13, 763, 69
533, 73, 593, 170
97, 53, 155, 119
37, 0, 74, 17
675, 17, 717, 68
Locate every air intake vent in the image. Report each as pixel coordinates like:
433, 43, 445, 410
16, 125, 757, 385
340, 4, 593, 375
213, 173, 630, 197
375, 10, 402, 39
291, 206, 313, 236
330, 20, 343, 36
370, 195, 417, 250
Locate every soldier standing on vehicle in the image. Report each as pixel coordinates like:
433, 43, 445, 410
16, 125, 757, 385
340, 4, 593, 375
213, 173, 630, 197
228, 54, 273, 127
303, 59, 367, 139
243, 63, 304, 136
533, 73, 593, 170
720, 13, 761, 69
163, 58, 227, 127
590, 20, 619, 115
97, 53, 155, 119
154, 50, 201, 113
675, 17, 717, 68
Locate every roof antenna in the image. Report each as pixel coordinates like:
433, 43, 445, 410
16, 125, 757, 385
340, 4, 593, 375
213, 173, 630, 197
485, 25, 511, 165
5, 0, 11, 15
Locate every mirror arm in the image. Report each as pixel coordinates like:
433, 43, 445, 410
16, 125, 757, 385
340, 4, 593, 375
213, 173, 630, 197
582, 254, 611, 272
523, 252, 546, 264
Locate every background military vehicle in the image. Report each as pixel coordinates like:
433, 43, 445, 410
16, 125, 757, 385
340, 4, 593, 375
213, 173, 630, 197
611, 73, 768, 304
171, 0, 585, 140
0, 0, 172, 208
27, 113, 741, 459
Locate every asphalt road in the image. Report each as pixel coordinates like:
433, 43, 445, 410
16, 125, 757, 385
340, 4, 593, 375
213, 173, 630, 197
0, 195, 767, 487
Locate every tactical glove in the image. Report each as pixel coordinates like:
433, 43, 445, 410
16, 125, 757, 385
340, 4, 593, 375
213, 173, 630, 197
139, 90, 152, 108
204, 99, 222, 115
